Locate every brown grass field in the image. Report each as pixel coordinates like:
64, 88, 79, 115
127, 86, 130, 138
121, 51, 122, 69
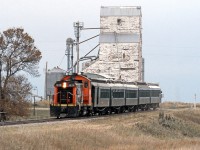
1, 102, 200, 150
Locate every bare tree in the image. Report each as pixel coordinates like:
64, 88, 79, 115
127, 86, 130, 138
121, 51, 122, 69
5, 75, 32, 101
1, 75, 32, 116
0, 28, 42, 116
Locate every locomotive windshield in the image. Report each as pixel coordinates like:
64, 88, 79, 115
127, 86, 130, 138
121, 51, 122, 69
57, 87, 73, 104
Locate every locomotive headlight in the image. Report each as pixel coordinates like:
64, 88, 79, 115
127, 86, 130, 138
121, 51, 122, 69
62, 82, 67, 89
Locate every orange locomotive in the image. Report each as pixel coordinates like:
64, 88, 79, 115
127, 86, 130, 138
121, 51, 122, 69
50, 73, 92, 118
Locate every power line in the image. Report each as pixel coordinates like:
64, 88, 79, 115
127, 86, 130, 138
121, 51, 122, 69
58, 55, 65, 67
143, 44, 200, 49
143, 53, 200, 58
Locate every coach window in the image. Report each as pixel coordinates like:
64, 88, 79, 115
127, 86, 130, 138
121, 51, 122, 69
151, 91, 155, 97
151, 90, 160, 97
112, 89, 124, 98
157, 90, 160, 97
146, 90, 150, 97
139, 91, 144, 97
100, 89, 110, 98
126, 90, 137, 98
144, 90, 150, 97
139, 90, 150, 97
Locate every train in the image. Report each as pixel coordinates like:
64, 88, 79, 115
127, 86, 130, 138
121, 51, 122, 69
50, 73, 162, 118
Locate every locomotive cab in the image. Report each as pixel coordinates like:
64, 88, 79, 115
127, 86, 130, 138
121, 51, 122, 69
50, 74, 92, 118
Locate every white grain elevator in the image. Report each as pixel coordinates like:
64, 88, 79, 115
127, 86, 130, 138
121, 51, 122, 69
82, 6, 144, 82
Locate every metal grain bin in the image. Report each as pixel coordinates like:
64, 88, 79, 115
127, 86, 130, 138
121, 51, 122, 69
45, 67, 65, 99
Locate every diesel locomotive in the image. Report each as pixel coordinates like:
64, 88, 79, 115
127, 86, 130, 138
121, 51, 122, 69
50, 73, 162, 118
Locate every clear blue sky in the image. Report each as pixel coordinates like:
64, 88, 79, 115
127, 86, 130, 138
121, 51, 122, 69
1, 0, 200, 102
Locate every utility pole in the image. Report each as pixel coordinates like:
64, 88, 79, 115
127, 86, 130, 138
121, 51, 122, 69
66, 38, 74, 75
194, 93, 196, 110
45, 62, 47, 99
0, 53, 2, 100
73, 21, 84, 74
33, 96, 36, 116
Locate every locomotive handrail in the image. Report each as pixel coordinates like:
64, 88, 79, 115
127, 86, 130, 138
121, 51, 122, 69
67, 92, 73, 96
51, 92, 60, 106
66, 92, 74, 105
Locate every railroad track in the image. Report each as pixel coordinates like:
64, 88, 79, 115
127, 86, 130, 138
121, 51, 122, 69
0, 109, 158, 126
1, 118, 59, 126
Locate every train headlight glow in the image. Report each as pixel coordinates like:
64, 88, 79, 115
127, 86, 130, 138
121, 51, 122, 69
62, 82, 67, 88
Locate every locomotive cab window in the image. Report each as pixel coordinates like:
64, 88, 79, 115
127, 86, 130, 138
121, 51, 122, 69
58, 87, 73, 104
84, 81, 88, 88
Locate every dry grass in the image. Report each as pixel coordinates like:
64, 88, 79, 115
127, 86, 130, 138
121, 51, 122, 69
8, 108, 50, 121
1, 103, 200, 150
160, 101, 198, 109
6, 100, 50, 121
174, 109, 200, 124
35, 100, 50, 108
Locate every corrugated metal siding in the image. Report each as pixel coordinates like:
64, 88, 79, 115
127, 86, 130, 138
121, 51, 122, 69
99, 33, 140, 43
101, 6, 141, 16
46, 72, 65, 96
